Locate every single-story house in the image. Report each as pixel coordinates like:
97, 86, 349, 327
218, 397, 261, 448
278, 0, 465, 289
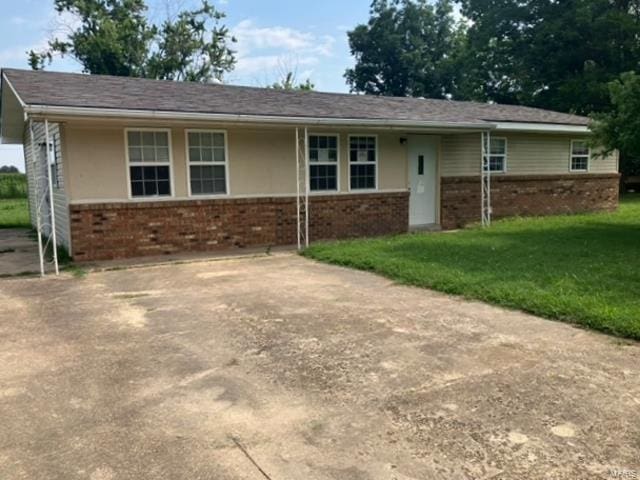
0, 68, 619, 261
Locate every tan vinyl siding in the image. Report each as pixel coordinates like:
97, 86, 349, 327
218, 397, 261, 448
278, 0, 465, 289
441, 132, 618, 177
63, 123, 409, 202
440, 133, 480, 177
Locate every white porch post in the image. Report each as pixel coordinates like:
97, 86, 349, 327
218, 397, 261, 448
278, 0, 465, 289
44, 119, 59, 275
481, 131, 492, 227
29, 120, 45, 277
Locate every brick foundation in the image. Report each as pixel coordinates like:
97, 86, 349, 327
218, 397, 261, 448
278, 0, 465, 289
441, 173, 620, 229
69, 192, 409, 261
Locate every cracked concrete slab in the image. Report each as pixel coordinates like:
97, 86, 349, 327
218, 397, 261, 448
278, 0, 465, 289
0, 254, 638, 479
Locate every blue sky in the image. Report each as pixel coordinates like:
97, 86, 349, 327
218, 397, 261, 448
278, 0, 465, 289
0, 0, 374, 170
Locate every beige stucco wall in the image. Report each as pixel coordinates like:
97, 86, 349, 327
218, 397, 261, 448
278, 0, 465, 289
441, 132, 619, 177
62, 122, 409, 202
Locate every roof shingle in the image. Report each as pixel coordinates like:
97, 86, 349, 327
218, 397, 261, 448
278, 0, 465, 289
2, 68, 590, 126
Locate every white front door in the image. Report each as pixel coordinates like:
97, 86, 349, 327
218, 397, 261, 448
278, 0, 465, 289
408, 136, 438, 226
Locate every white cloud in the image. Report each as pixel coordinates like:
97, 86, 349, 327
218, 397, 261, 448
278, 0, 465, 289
230, 19, 335, 84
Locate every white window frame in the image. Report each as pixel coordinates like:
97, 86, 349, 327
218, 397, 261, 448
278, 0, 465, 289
570, 139, 590, 172
124, 128, 174, 199
308, 132, 340, 194
348, 134, 379, 192
185, 129, 230, 197
486, 137, 508, 173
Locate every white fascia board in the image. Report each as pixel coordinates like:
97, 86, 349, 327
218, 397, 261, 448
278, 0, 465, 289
494, 122, 591, 134
25, 104, 495, 131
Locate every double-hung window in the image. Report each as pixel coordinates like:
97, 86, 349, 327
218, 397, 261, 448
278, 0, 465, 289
570, 140, 590, 172
127, 130, 171, 197
309, 134, 338, 191
349, 135, 377, 190
484, 137, 507, 173
187, 130, 228, 195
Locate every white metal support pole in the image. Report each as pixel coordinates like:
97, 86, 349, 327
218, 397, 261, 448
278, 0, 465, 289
44, 119, 59, 275
29, 120, 45, 277
295, 128, 301, 251
304, 127, 309, 247
481, 131, 492, 227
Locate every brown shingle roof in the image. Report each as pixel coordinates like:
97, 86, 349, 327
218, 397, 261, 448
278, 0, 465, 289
2, 68, 589, 126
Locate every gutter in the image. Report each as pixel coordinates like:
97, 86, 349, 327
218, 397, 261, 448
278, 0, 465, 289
24, 104, 497, 131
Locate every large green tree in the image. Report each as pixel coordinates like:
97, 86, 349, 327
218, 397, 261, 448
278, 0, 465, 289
28, 0, 236, 82
458, 0, 640, 114
345, 0, 463, 98
591, 72, 640, 175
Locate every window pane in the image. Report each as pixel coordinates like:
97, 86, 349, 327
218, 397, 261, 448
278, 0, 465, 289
157, 180, 170, 196
328, 149, 337, 161
188, 132, 200, 147
189, 147, 201, 162
328, 136, 337, 149
129, 146, 142, 162
309, 164, 337, 191
350, 164, 375, 190
156, 147, 169, 162
201, 133, 212, 147
142, 146, 156, 162
213, 148, 225, 162
489, 156, 504, 171
201, 147, 213, 162
490, 138, 506, 155
130, 166, 142, 180
131, 181, 144, 197
309, 149, 319, 162
319, 136, 327, 149
156, 166, 169, 180
310, 136, 318, 149
190, 165, 226, 194
572, 141, 589, 156
128, 131, 142, 147
571, 156, 588, 171
144, 181, 157, 195
141, 132, 155, 147
213, 133, 225, 147
155, 132, 168, 147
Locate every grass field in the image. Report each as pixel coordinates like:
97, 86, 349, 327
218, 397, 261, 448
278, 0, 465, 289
305, 195, 640, 340
0, 199, 30, 229
0, 173, 27, 199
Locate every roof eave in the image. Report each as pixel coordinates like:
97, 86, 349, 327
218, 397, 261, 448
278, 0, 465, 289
493, 121, 591, 134
24, 104, 496, 131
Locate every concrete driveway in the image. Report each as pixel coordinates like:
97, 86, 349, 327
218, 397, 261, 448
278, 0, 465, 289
1, 254, 639, 479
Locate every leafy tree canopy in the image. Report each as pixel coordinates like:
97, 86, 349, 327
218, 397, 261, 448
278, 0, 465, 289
345, 0, 463, 98
28, 0, 236, 82
591, 72, 640, 174
269, 72, 315, 91
347, 0, 640, 116
459, 0, 640, 114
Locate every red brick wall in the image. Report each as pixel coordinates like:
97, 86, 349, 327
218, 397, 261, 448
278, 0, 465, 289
69, 192, 409, 261
441, 174, 620, 229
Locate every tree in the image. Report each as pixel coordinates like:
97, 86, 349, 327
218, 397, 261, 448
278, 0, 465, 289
591, 72, 640, 176
458, 0, 640, 114
0, 166, 20, 174
345, 0, 463, 98
270, 72, 315, 91
28, 0, 236, 82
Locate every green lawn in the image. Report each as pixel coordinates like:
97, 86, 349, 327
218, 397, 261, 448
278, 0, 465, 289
0, 199, 30, 229
304, 195, 640, 340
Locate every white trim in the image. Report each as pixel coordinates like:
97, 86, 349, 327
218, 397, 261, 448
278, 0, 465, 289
488, 136, 508, 173
348, 134, 379, 192
569, 139, 591, 172
26, 104, 494, 130
124, 128, 175, 199
67, 189, 409, 205
494, 122, 590, 134
307, 132, 340, 194
185, 129, 230, 197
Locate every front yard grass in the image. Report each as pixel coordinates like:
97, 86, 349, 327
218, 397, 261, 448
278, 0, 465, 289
0, 199, 30, 229
304, 195, 640, 340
